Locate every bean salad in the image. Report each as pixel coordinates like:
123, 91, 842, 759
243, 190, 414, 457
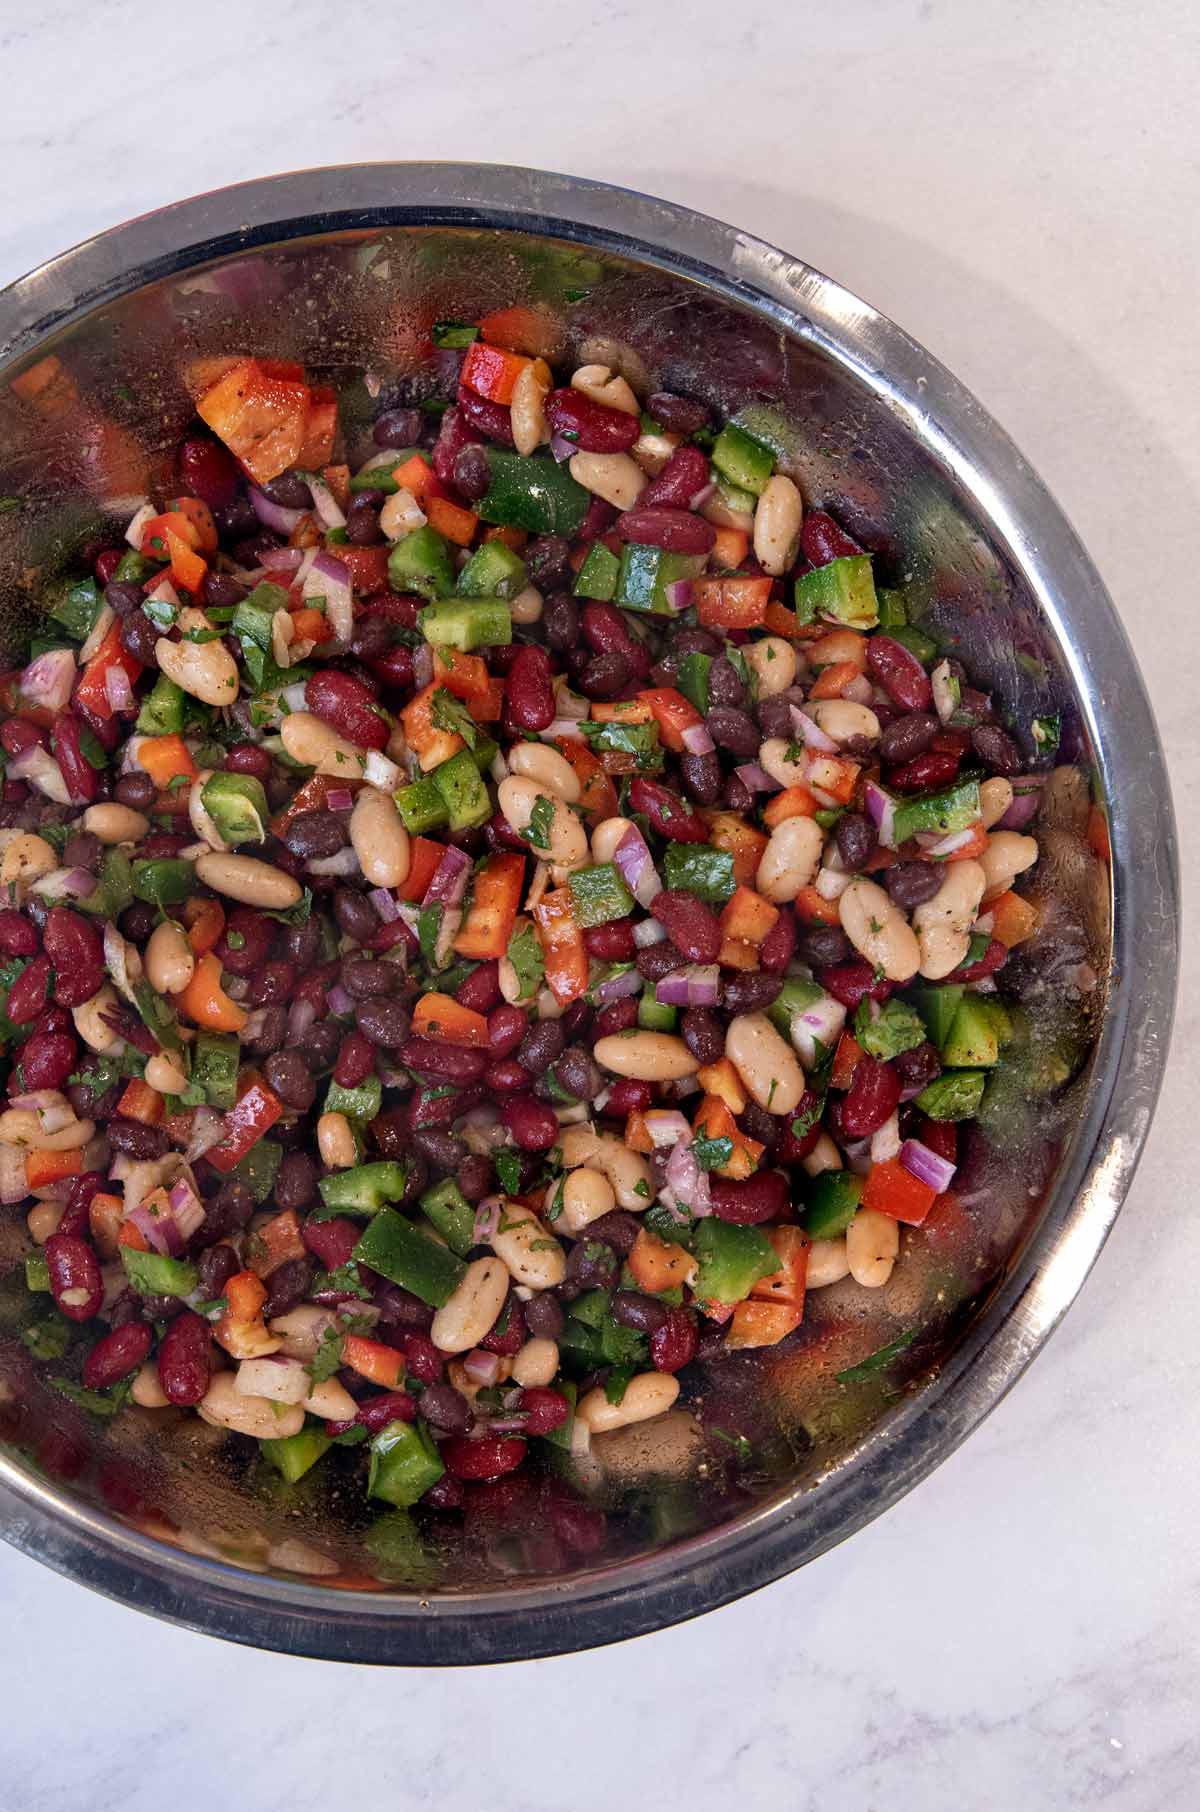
0, 324, 1063, 1576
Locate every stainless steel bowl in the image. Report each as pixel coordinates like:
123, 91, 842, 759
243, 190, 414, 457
0, 165, 1177, 1663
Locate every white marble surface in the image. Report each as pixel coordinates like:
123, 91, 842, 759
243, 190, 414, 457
1, 2, 1196, 1806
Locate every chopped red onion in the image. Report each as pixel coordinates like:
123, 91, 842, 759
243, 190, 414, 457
412, 643, 434, 690
16, 747, 72, 807
734, 762, 780, 793
303, 471, 347, 532
594, 966, 643, 1004
664, 578, 694, 612
644, 1109, 692, 1148
260, 546, 306, 573
286, 998, 317, 1041
324, 788, 355, 812
998, 775, 1046, 831
10, 1091, 76, 1134
922, 824, 980, 858
614, 825, 662, 909
486, 1415, 528, 1434
463, 1349, 501, 1386
864, 779, 898, 848
326, 983, 353, 1018
790, 704, 838, 754
305, 552, 354, 644
167, 1176, 206, 1241
473, 1194, 502, 1245
250, 486, 305, 536
184, 1107, 226, 1162
549, 432, 577, 464
843, 672, 874, 705
22, 648, 76, 714
689, 480, 717, 510
362, 749, 403, 791
545, 718, 587, 741
663, 1141, 712, 1218
368, 887, 400, 924
129, 1201, 183, 1257
104, 663, 134, 713
33, 866, 97, 903
843, 1137, 874, 1177
632, 916, 667, 949
655, 964, 720, 1008
900, 1137, 957, 1194
680, 721, 715, 756
423, 844, 471, 909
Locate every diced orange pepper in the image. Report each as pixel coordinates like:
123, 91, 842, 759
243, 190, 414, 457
703, 811, 768, 888
460, 340, 531, 405
709, 527, 749, 570
831, 1032, 865, 1091
137, 734, 198, 790
692, 1095, 763, 1179
322, 464, 351, 512
808, 660, 861, 701
182, 895, 225, 956
809, 629, 868, 671
432, 648, 491, 703
297, 386, 338, 471
989, 889, 1039, 948
162, 526, 207, 594
196, 359, 311, 486
718, 935, 759, 971
401, 683, 465, 772
25, 1149, 83, 1190
719, 885, 779, 947
532, 888, 589, 1005
862, 1158, 939, 1225
1087, 803, 1111, 864
426, 496, 479, 547
226, 1270, 268, 1322
946, 822, 989, 863
247, 1209, 306, 1278
726, 1300, 804, 1348
10, 353, 79, 416
635, 687, 703, 752
398, 837, 448, 905
751, 1226, 810, 1310
342, 1335, 405, 1389
591, 698, 654, 725
117, 1080, 164, 1126
624, 1110, 654, 1155
763, 785, 820, 828
806, 754, 860, 805
764, 599, 802, 637
117, 1218, 149, 1252
74, 622, 142, 723
390, 454, 445, 511
696, 1057, 747, 1114
482, 523, 527, 551
179, 953, 248, 1033
554, 738, 618, 820
140, 509, 197, 560
290, 606, 334, 645
694, 575, 772, 629
793, 883, 843, 926
629, 1229, 698, 1294
88, 1192, 125, 1259
452, 852, 526, 959
412, 992, 491, 1048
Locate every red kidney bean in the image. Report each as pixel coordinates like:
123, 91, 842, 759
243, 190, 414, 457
244, 960, 296, 1008
0, 909, 39, 957
334, 1030, 375, 1089
157, 1311, 213, 1406
580, 600, 650, 677
583, 918, 636, 962
7, 955, 51, 1025
409, 1082, 485, 1130
503, 1094, 559, 1151
42, 907, 105, 1008
605, 1076, 655, 1116
305, 670, 389, 751
178, 436, 240, 509
820, 959, 893, 1010
93, 548, 123, 587
919, 1116, 958, 1164
518, 1388, 570, 1436
18, 1031, 77, 1091
650, 888, 722, 963
31, 1004, 73, 1039
301, 1215, 361, 1271
504, 645, 555, 732
888, 749, 961, 794
1, 717, 49, 759
487, 1004, 528, 1058
432, 407, 484, 486
422, 1475, 466, 1511
485, 809, 529, 855
483, 1057, 529, 1093
75, 702, 123, 759
710, 1170, 789, 1224
336, 1391, 417, 1436
224, 741, 272, 781
544, 387, 639, 453
369, 646, 415, 690
362, 590, 422, 632
615, 506, 716, 554
839, 1055, 901, 1138
138, 831, 192, 858
801, 511, 861, 565
480, 1291, 527, 1355
456, 961, 500, 1016
441, 1434, 527, 1481
758, 907, 797, 974
627, 776, 709, 843
51, 715, 99, 805
215, 908, 275, 975
867, 635, 933, 711
593, 999, 639, 1039
773, 1103, 822, 1165
45, 1233, 103, 1321
580, 496, 617, 542
639, 445, 710, 511
55, 1170, 106, 1241
456, 384, 516, 447
81, 1322, 152, 1391
394, 1333, 440, 1385
649, 1306, 698, 1373
397, 1036, 488, 1084
945, 938, 1008, 985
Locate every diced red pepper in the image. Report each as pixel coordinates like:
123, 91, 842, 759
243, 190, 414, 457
116, 1080, 165, 1126
453, 852, 525, 960
830, 1032, 864, 1092
635, 686, 704, 753
398, 837, 447, 904
532, 888, 589, 1005
73, 622, 142, 723
205, 1074, 284, 1173
694, 575, 772, 629
460, 341, 531, 405
862, 1158, 939, 1226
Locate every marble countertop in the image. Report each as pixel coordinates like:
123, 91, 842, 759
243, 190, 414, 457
1, 2, 1195, 1807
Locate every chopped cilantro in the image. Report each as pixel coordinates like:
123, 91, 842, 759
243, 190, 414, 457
430, 687, 479, 750
691, 1133, 734, 1172
519, 793, 556, 853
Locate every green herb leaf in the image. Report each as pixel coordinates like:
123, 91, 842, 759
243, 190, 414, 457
49, 1376, 134, 1417
691, 1133, 734, 1172
305, 1326, 347, 1385
430, 687, 479, 750
21, 1312, 73, 1360
417, 903, 444, 969
504, 921, 545, 1001
853, 998, 927, 1061
519, 793, 556, 853
836, 1329, 918, 1383
494, 1150, 523, 1196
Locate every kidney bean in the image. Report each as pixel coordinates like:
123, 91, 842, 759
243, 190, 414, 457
19, 1031, 77, 1090
305, 670, 389, 751
0, 909, 38, 957
333, 1030, 375, 1090
519, 1388, 569, 1436
867, 635, 933, 711
7, 955, 51, 1025
298, 1216, 359, 1274
81, 1322, 152, 1391
971, 723, 1021, 775
430, 407, 483, 486
628, 777, 709, 843
889, 749, 961, 794
157, 1311, 212, 1406
820, 959, 893, 1010
840, 1055, 901, 1138
650, 1307, 698, 1373
593, 999, 639, 1038
212, 909, 272, 976
483, 1007, 526, 1064
398, 1036, 487, 1084
409, 1082, 484, 1131
945, 937, 1008, 985
177, 435, 239, 508
449, 386, 512, 451
0, 719, 48, 762
579, 651, 632, 699
884, 861, 944, 910
544, 387, 639, 453
447, 962, 496, 1018
355, 998, 411, 1047
801, 511, 861, 565
93, 548, 123, 587
442, 1434, 527, 1482
605, 1077, 653, 1116
919, 1116, 958, 1165
245, 961, 296, 1008
409, 1126, 465, 1172
615, 506, 716, 554
52, 1170, 104, 1242
31, 1004, 72, 1039
582, 919, 636, 963
650, 893, 720, 964
835, 812, 879, 873
638, 444, 710, 511
879, 712, 937, 766
62, 831, 102, 874
710, 1170, 789, 1224
503, 1094, 558, 1150
721, 972, 783, 1016
681, 1007, 724, 1064
478, 1290, 527, 1357
580, 600, 649, 675
504, 645, 555, 732
611, 1289, 669, 1335
49, 716, 99, 805
636, 941, 685, 982
773, 1102, 821, 1165
45, 1233, 103, 1321
392, 1333, 441, 1387
758, 908, 798, 974
644, 390, 708, 434
195, 1243, 240, 1299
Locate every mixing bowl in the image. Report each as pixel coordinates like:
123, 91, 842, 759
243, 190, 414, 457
0, 165, 1176, 1663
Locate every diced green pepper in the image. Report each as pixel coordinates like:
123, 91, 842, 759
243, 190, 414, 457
456, 540, 527, 600
908, 984, 964, 1052
318, 1161, 408, 1217
793, 556, 879, 630
231, 583, 292, 692
24, 1253, 51, 1292
711, 423, 774, 496
131, 857, 194, 909
113, 550, 159, 585
567, 863, 635, 928
201, 772, 268, 847
876, 588, 908, 630
638, 985, 677, 1032
261, 1427, 332, 1483
891, 624, 939, 665
120, 1248, 198, 1298
367, 1418, 445, 1507
914, 1069, 988, 1120
76, 849, 133, 920
418, 597, 512, 651
395, 776, 449, 834
47, 577, 104, 643
941, 997, 1002, 1068
227, 1139, 282, 1204
891, 779, 981, 848
853, 998, 927, 1060
352, 1209, 466, 1306
573, 540, 620, 601
136, 673, 187, 736
323, 1075, 383, 1122
767, 976, 825, 1039
581, 719, 662, 772
661, 843, 736, 903
615, 544, 705, 614
801, 1171, 864, 1239
387, 525, 456, 601
675, 650, 712, 715
432, 320, 480, 349
349, 463, 403, 495
478, 450, 590, 537
693, 1219, 777, 1305
431, 748, 491, 831
419, 1178, 476, 1257
191, 1031, 240, 1110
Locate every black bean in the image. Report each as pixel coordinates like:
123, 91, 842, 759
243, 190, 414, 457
264, 1257, 313, 1318
202, 572, 248, 610
245, 1004, 287, 1055
636, 941, 686, 981
798, 924, 852, 967
695, 1321, 728, 1361
707, 655, 747, 708
263, 1050, 316, 1112
885, 862, 945, 910
372, 1282, 434, 1334
721, 972, 783, 1014
67, 1079, 118, 1120
345, 498, 382, 545
457, 1153, 494, 1203
118, 901, 163, 946
893, 1041, 941, 1095
880, 712, 937, 764
723, 773, 755, 812
400, 1154, 429, 1207
107, 1290, 143, 1329
114, 771, 157, 811
62, 831, 102, 873
680, 750, 722, 804
738, 1099, 780, 1154
646, 391, 710, 435
103, 580, 146, 617
194, 1180, 256, 1246
582, 1210, 640, 1256
560, 999, 593, 1043
258, 469, 312, 509
552, 1045, 603, 1102
119, 611, 160, 667
373, 407, 422, 449
611, 1290, 669, 1334
279, 918, 321, 968
139, 1294, 185, 1321
526, 536, 572, 590
452, 444, 492, 502
349, 614, 393, 663
232, 531, 282, 568
340, 957, 392, 999
354, 998, 410, 1047
334, 887, 380, 944
560, 1239, 618, 1299
420, 1383, 474, 1434
541, 590, 580, 652
284, 811, 348, 860
705, 705, 761, 757
668, 627, 723, 657
681, 1007, 724, 1065
972, 723, 1020, 775
274, 1151, 318, 1213
578, 651, 632, 699
107, 1117, 168, 1159
411, 1126, 465, 1171
835, 811, 878, 872
517, 1018, 565, 1076
296, 1021, 340, 1072
524, 1292, 565, 1339
756, 694, 795, 739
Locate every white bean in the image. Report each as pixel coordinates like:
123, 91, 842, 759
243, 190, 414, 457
145, 1052, 188, 1094
26, 1202, 63, 1244
431, 1257, 510, 1354
756, 815, 823, 903
724, 1013, 805, 1115
570, 363, 639, 414
509, 583, 544, 625
702, 489, 755, 533
839, 876, 920, 982
197, 1373, 304, 1440
0, 1109, 94, 1151
752, 474, 803, 576
802, 1132, 843, 1177
489, 1202, 565, 1288
632, 429, 680, 475
497, 775, 588, 869
807, 699, 881, 746
590, 816, 635, 864
512, 1337, 560, 1388
379, 486, 428, 540
758, 736, 812, 791
978, 830, 1039, 901
0, 834, 57, 890
303, 1377, 359, 1421
577, 1372, 680, 1432
72, 984, 123, 1052
82, 802, 149, 845
280, 711, 364, 777
845, 1208, 900, 1288
155, 610, 239, 707
741, 636, 797, 698
558, 1124, 653, 1211
131, 1362, 170, 1408
510, 358, 552, 456
979, 776, 1014, 830
317, 1112, 357, 1169
806, 1237, 851, 1288
559, 1165, 616, 1234
593, 1031, 698, 1082
568, 451, 646, 510
194, 850, 302, 909
913, 859, 987, 979
506, 742, 581, 803
350, 786, 410, 888
144, 920, 194, 996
